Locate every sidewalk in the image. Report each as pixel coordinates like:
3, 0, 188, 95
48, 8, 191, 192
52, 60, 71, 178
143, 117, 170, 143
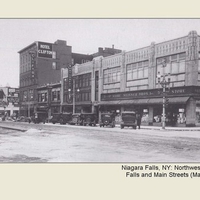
1, 120, 200, 132
115, 124, 200, 131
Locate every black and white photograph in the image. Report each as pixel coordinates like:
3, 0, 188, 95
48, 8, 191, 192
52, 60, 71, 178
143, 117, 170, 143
1, 18, 200, 163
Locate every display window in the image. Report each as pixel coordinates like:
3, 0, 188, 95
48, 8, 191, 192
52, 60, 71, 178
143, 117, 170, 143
153, 106, 162, 123
196, 105, 200, 124
141, 108, 149, 123
177, 108, 186, 124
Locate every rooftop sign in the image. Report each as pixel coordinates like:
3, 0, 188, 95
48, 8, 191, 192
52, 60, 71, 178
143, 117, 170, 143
38, 42, 53, 58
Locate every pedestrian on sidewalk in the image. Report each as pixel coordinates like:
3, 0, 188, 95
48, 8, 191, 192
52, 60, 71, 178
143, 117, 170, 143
136, 113, 141, 129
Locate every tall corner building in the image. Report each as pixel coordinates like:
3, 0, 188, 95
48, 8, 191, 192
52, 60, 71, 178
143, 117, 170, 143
18, 40, 92, 116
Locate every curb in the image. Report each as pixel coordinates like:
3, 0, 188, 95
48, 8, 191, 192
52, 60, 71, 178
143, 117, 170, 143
114, 124, 200, 131
1, 122, 200, 132
0, 125, 27, 132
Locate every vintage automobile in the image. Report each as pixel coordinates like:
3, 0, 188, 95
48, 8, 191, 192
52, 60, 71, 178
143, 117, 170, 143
33, 111, 48, 124
69, 113, 83, 125
82, 113, 97, 126
99, 113, 115, 128
51, 112, 72, 125
120, 111, 137, 129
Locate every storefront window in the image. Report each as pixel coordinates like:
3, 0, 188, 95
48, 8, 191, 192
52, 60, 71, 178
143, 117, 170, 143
196, 105, 200, 124
153, 107, 162, 123
141, 108, 149, 123
177, 108, 186, 124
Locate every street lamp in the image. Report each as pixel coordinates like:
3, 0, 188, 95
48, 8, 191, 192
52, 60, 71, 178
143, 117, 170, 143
157, 59, 171, 129
28, 94, 33, 118
47, 84, 52, 122
23, 94, 29, 117
68, 79, 80, 114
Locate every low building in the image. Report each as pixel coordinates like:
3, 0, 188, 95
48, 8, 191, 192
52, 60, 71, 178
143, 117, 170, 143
0, 87, 19, 117
36, 82, 61, 119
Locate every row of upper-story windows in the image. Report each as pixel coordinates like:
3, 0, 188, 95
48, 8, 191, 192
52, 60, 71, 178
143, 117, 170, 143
21, 88, 60, 102
74, 73, 91, 89
20, 77, 37, 87
103, 57, 121, 67
21, 89, 34, 102
156, 40, 187, 54
20, 51, 57, 74
20, 63, 32, 73
75, 92, 91, 102
20, 61, 59, 74
37, 89, 61, 103
156, 52, 186, 76
126, 60, 148, 81
63, 73, 91, 92
20, 78, 31, 87
20, 51, 57, 64
103, 66, 121, 84
63, 91, 91, 103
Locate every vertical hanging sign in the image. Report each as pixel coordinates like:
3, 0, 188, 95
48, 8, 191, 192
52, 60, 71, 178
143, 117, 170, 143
30, 52, 36, 84
67, 64, 73, 104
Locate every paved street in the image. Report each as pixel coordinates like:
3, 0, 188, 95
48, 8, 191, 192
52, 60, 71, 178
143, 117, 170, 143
0, 121, 200, 162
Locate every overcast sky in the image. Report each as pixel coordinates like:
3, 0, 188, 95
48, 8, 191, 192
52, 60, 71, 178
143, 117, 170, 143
1, 18, 200, 88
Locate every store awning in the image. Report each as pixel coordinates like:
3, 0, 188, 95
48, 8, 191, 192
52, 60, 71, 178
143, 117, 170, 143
99, 101, 121, 105
99, 99, 149, 105
119, 100, 137, 104
148, 98, 163, 104
168, 96, 190, 104
148, 97, 190, 104
99, 96, 190, 105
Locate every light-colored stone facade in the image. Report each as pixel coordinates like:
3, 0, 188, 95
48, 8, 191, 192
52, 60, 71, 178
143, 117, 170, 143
62, 31, 200, 126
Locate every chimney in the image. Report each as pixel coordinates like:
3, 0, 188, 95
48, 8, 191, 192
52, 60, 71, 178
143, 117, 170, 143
98, 47, 103, 53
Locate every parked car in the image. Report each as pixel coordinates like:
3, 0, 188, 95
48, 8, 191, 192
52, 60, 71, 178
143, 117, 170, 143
82, 113, 97, 126
51, 112, 72, 125
120, 111, 137, 129
33, 111, 48, 124
69, 113, 83, 125
99, 113, 115, 128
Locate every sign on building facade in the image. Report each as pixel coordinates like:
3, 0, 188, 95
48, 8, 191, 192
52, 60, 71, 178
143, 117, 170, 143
38, 42, 53, 58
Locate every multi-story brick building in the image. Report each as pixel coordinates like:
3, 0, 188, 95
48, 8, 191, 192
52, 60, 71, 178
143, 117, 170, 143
62, 31, 200, 127
18, 40, 93, 117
